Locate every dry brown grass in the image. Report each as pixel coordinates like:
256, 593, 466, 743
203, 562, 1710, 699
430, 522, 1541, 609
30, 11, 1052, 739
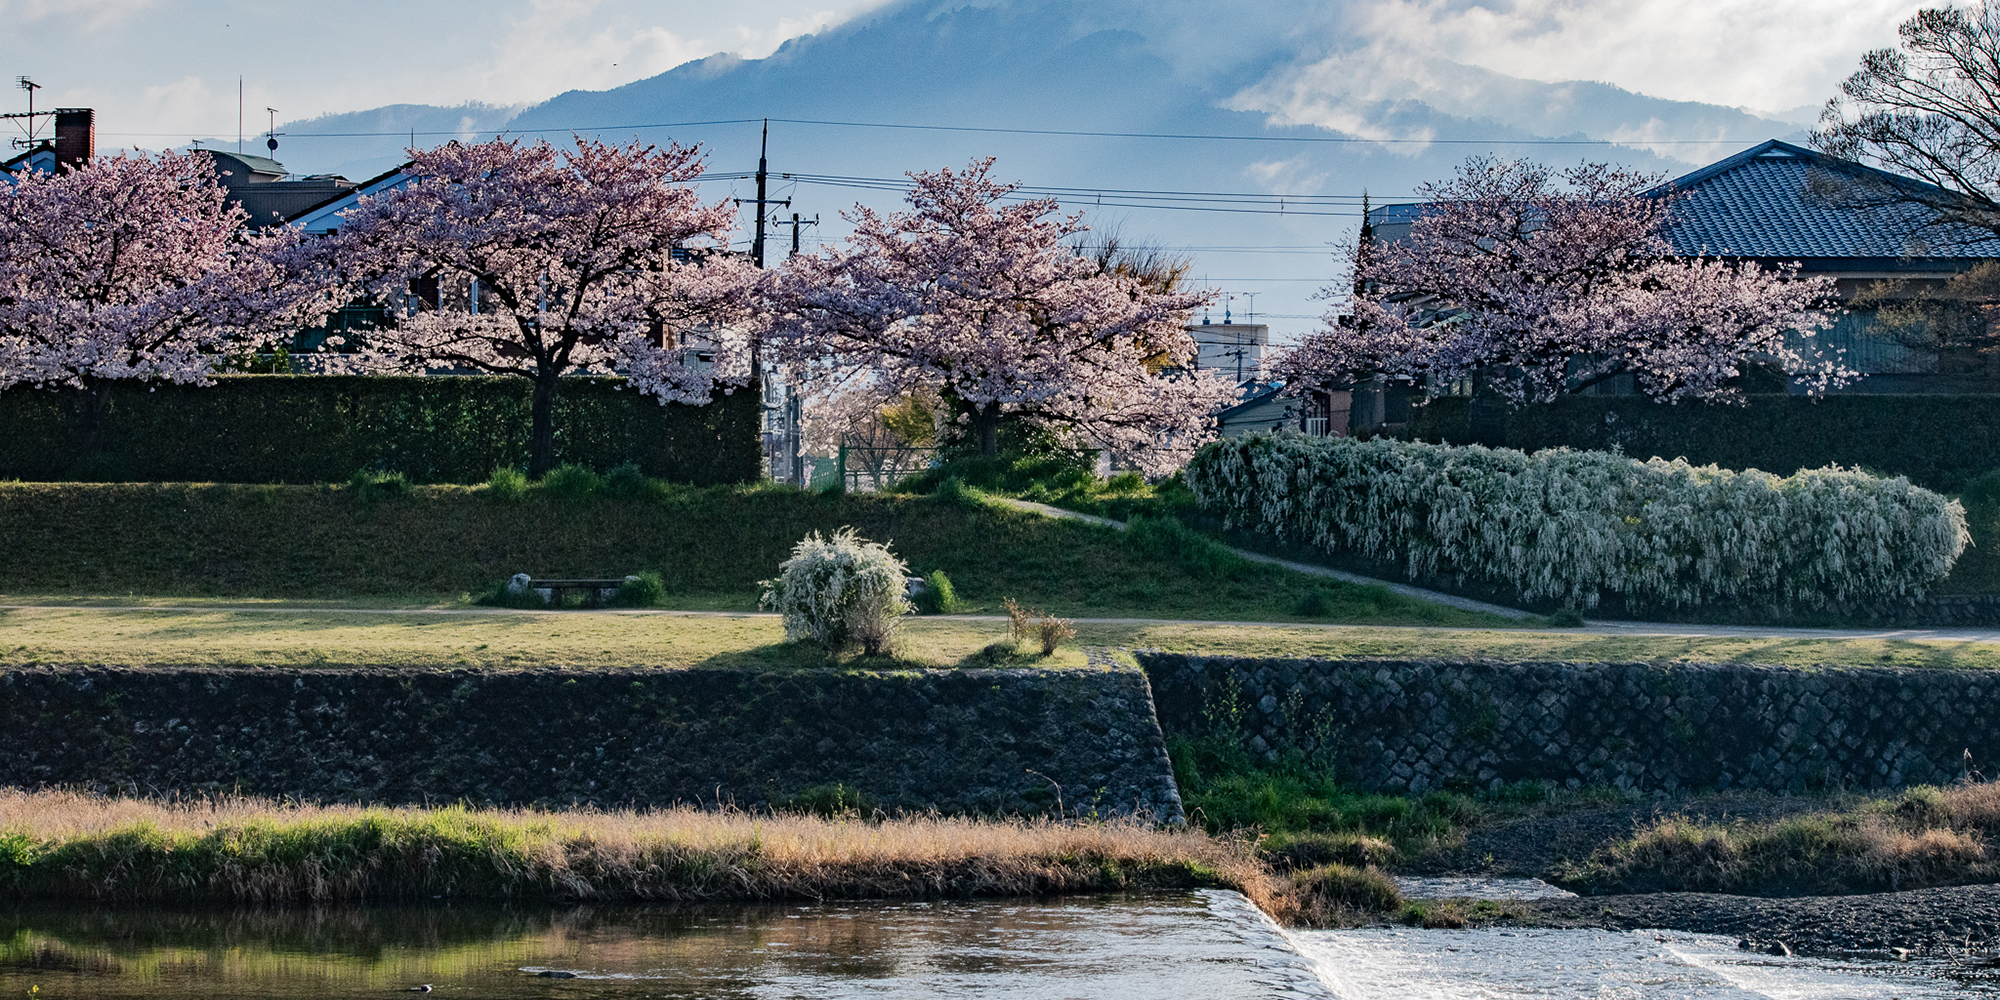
0, 789, 1282, 912
1556, 780, 2000, 895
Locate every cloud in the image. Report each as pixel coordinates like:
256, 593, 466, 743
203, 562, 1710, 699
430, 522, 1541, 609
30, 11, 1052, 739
476, 0, 712, 104
1348, 0, 1927, 112
732, 8, 855, 57
0, 0, 152, 30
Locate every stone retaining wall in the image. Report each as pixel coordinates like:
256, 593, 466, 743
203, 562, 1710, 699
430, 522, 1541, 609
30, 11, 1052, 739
1140, 653, 1999, 796
0, 665, 1183, 821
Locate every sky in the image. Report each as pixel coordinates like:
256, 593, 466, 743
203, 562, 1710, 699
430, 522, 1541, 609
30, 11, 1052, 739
0, 0, 1938, 343
0, 0, 1927, 147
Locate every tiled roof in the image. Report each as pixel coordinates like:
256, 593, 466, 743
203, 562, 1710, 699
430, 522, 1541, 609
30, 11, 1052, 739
1367, 140, 2000, 263
1656, 139, 2000, 259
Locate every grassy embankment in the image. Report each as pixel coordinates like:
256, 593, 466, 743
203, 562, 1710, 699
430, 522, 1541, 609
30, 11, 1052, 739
0, 790, 1283, 913
0, 479, 1492, 627
6, 607, 2000, 669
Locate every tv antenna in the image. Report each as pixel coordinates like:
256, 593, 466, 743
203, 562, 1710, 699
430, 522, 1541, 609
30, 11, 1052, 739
264, 107, 283, 153
4, 76, 52, 150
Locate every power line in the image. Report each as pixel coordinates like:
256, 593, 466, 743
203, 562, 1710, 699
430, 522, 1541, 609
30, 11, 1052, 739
768, 118, 1780, 147
95, 113, 1786, 147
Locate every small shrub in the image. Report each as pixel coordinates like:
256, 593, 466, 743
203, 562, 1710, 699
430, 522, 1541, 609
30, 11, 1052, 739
1264, 832, 1399, 871
539, 464, 604, 500
1289, 863, 1404, 926
934, 475, 983, 506
1546, 608, 1586, 627
602, 462, 650, 499
912, 569, 964, 614
1005, 597, 1033, 644
346, 469, 410, 500
1037, 612, 1076, 655
613, 571, 666, 608
1002, 597, 1075, 655
1398, 900, 1469, 929
486, 466, 529, 502
780, 783, 876, 818
1104, 470, 1146, 493
1292, 587, 1337, 617
759, 527, 912, 655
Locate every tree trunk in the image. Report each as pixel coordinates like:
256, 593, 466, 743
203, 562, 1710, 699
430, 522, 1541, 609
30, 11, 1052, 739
972, 402, 1002, 457
78, 381, 111, 456
528, 374, 559, 477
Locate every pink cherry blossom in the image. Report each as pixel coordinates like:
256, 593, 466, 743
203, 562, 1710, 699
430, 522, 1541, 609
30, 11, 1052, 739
318, 136, 756, 474
0, 150, 321, 403
763, 159, 1237, 476
1272, 158, 1853, 406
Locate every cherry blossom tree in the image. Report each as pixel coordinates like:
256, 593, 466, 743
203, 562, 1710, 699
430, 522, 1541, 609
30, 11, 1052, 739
764, 159, 1235, 476
0, 150, 322, 441
319, 136, 755, 475
1272, 158, 1850, 406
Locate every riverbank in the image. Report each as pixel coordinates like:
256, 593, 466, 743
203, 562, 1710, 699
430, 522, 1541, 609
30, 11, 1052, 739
1482, 884, 2000, 958
0, 790, 1274, 908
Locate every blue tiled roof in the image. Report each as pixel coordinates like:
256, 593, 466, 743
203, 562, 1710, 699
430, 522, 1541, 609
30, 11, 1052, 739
1368, 140, 2000, 262
1656, 139, 2000, 259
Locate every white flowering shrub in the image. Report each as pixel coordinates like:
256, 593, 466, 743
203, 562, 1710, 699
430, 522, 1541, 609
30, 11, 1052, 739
1185, 433, 1969, 610
759, 527, 912, 654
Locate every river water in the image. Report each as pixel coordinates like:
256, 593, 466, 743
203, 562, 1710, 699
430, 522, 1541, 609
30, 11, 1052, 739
4, 890, 1997, 998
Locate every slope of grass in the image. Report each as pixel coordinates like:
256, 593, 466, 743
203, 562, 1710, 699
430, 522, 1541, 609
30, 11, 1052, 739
0, 481, 1496, 626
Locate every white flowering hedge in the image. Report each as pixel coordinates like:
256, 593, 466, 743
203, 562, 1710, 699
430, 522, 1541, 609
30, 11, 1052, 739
1184, 433, 1969, 610
759, 527, 912, 653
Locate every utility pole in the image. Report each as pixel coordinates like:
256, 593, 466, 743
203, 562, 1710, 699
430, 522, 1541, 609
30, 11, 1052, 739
733, 120, 798, 484
4, 77, 50, 151
787, 212, 819, 259
738, 120, 791, 269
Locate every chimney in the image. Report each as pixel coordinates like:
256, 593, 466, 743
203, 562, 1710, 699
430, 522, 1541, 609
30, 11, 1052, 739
54, 108, 95, 170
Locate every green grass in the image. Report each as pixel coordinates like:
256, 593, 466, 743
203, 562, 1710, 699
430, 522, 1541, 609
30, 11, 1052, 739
4, 608, 2000, 670
0, 480, 1497, 627
1552, 782, 2000, 896
0, 607, 1091, 670
0, 791, 1274, 907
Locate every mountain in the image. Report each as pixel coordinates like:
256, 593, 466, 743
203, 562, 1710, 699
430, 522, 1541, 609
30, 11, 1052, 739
244, 0, 1809, 337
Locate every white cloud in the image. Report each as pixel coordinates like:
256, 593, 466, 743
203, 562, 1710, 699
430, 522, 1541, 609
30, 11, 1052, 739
1349, 0, 1926, 112
475, 0, 711, 104
732, 8, 850, 57
0, 0, 152, 30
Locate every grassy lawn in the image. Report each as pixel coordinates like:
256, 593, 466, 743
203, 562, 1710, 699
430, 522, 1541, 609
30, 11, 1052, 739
5, 605, 2000, 670
1076, 621, 2000, 669
0, 606, 1096, 670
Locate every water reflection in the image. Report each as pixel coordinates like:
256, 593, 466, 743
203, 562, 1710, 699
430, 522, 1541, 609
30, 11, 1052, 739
0, 891, 1332, 999
1295, 927, 2000, 999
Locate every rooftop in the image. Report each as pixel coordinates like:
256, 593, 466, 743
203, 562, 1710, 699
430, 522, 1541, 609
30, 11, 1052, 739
1367, 139, 2000, 264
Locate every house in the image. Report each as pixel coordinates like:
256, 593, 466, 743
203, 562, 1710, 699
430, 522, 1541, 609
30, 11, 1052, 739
197, 150, 357, 230
1360, 138, 2000, 420
2, 108, 93, 179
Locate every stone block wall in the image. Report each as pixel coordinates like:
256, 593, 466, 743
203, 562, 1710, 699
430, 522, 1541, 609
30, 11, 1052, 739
1140, 654, 1999, 796
0, 665, 1183, 821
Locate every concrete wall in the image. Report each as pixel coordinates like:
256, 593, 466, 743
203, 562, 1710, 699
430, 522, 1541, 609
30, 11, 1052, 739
0, 665, 1184, 821
1141, 653, 1999, 796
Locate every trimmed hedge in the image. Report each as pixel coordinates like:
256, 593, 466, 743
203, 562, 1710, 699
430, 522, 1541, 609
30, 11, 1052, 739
0, 375, 760, 484
1185, 433, 1968, 611
1408, 394, 2000, 493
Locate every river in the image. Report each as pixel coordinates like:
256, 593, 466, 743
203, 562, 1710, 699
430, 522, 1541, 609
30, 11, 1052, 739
2, 890, 1995, 998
